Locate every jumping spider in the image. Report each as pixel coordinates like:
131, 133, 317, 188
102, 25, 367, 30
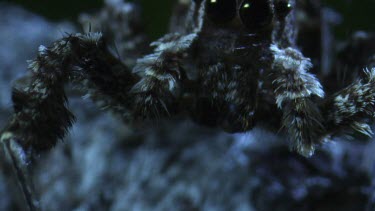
1, 0, 375, 210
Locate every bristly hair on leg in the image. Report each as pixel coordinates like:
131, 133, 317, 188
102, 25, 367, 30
2, 32, 136, 151
323, 67, 375, 139
1, 32, 139, 211
130, 33, 197, 119
270, 44, 325, 157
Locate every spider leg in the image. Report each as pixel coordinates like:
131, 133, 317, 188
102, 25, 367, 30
0, 32, 138, 210
321, 67, 375, 139
319, 33, 375, 139
1, 136, 39, 211
270, 45, 325, 157
130, 33, 197, 119
1, 31, 197, 209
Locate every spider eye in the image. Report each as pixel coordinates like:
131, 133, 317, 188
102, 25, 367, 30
206, 0, 237, 23
239, 0, 274, 31
275, 0, 292, 18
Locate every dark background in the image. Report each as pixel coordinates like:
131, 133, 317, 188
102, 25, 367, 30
2, 0, 375, 39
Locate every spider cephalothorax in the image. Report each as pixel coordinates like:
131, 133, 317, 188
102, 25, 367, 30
1, 0, 375, 210
190, 0, 295, 132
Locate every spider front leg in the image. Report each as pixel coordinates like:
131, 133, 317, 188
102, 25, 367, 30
130, 33, 197, 119
322, 67, 375, 139
1, 135, 39, 211
0, 31, 196, 210
319, 34, 375, 138
270, 45, 325, 157
0, 32, 137, 210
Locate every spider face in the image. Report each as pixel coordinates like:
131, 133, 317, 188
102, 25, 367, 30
191, 0, 293, 132
204, 0, 292, 31
205, 0, 274, 31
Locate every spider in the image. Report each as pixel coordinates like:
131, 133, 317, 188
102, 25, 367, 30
1, 0, 374, 210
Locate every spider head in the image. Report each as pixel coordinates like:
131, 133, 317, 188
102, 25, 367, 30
190, 0, 295, 132
193, 0, 296, 61
203, 0, 293, 32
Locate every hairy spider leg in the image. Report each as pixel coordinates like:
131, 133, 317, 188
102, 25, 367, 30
270, 45, 325, 157
321, 67, 375, 139
0, 33, 138, 210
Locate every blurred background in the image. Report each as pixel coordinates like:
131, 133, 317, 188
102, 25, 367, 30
2, 0, 375, 39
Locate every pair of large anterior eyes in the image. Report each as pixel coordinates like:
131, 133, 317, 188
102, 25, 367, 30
206, 0, 289, 31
